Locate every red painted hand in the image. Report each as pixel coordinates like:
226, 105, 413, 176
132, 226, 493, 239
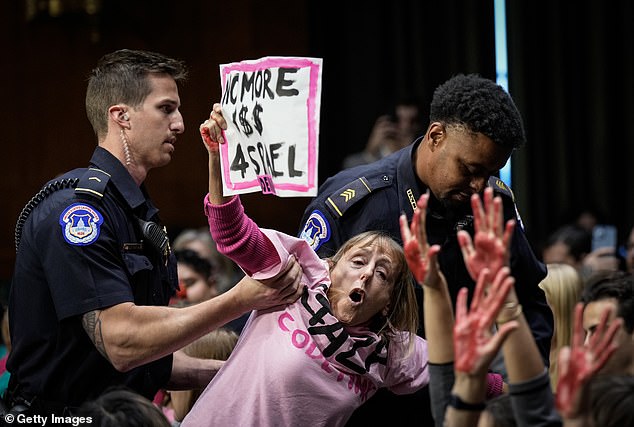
458, 187, 515, 282
555, 302, 622, 419
453, 267, 517, 375
199, 103, 227, 153
399, 193, 443, 288
200, 125, 219, 152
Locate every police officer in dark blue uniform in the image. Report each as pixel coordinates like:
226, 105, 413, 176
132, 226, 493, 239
9, 149, 178, 415
6, 49, 302, 416
299, 74, 553, 426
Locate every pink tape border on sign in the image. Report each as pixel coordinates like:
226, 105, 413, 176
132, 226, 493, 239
219, 57, 321, 194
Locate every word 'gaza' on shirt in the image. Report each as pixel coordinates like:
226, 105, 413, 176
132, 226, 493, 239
277, 284, 391, 401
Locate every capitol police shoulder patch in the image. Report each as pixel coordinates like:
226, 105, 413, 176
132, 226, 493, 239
300, 210, 331, 251
59, 203, 104, 246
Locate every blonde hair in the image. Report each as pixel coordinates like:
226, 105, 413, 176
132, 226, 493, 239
538, 263, 583, 390
170, 328, 239, 421
182, 328, 238, 361
328, 231, 418, 347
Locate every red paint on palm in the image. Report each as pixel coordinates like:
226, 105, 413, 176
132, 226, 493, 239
459, 188, 515, 282
404, 239, 427, 284
454, 268, 515, 374
555, 303, 621, 418
200, 126, 220, 152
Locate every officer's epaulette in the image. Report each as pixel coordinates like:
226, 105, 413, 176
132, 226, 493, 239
488, 176, 515, 202
324, 174, 392, 217
75, 167, 111, 200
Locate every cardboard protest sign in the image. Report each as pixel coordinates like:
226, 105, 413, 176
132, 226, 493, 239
218, 56, 323, 197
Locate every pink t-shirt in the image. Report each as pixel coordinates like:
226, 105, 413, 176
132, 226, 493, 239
181, 196, 429, 427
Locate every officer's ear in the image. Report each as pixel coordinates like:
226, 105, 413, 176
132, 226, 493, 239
109, 105, 131, 129
427, 122, 445, 151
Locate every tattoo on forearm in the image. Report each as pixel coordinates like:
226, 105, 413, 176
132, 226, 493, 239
82, 310, 110, 362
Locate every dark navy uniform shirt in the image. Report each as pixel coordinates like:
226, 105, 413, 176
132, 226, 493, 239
299, 139, 553, 425
8, 147, 178, 409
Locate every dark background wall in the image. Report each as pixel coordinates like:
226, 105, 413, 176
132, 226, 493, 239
1, 0, 632, 284
507, 0, 634, 253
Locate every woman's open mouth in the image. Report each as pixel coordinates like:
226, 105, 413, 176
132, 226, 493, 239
348, 289, 365, 305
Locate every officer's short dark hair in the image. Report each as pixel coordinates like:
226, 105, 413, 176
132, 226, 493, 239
581, 271, 634, 333
429, 73, 526, 149
86, 49, 188, 139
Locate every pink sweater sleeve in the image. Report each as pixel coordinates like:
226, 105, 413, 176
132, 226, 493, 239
203, 194, 281, 276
